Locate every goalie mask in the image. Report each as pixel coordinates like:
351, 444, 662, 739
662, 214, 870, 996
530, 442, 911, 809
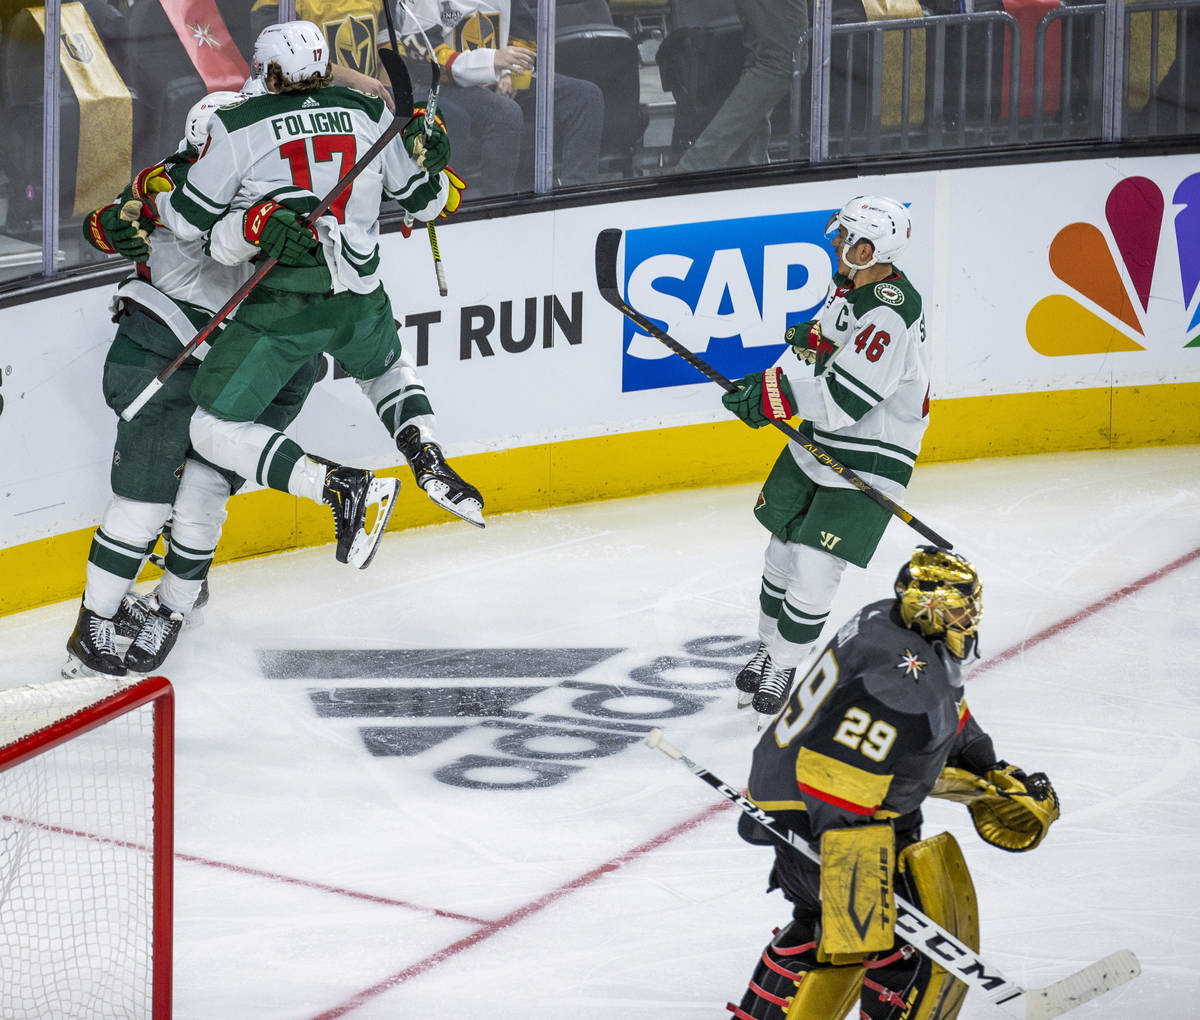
252, 20, 329, 84
824, 195, 911, 270
894, 546, 982, 661
183, 91, 242, 149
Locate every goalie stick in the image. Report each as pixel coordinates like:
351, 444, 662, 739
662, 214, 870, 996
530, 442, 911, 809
594, 227, 954, 550
643, 728, 1140, 1019
119, 95, 415, 423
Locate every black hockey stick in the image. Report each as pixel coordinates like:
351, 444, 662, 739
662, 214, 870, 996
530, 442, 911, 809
595, 228, 954, 550
120, 106, 411, 422
383, 0, 448, 296
644, 728, 1140, 1019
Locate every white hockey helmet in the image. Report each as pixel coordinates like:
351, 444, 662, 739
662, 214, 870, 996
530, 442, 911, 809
184, 90, 242, 148
251, 20, 329, 84
824, 195, 911, 268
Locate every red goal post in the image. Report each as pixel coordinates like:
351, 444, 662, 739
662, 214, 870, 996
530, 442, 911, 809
0, 674, 174, 1019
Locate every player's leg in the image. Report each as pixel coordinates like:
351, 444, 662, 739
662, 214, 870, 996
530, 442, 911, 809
359, 326, 485, 527
65, 314, 196, 678
189, 294, 398, 569
858, 832, 979, 1020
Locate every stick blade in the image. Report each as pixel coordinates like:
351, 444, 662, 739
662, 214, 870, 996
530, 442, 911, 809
1025, 950, 1140, 1020
595, 228, 623, 298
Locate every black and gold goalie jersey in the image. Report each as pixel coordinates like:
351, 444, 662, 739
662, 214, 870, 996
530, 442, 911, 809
747, 599, 993, 845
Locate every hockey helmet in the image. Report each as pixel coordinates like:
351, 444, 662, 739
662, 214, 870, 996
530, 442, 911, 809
252, 20, 329, 84
894, 546, 982, 661
824, 196, 911, 269
184, 90, 242, 149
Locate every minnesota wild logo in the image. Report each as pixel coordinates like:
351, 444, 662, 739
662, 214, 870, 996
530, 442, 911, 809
1026, 174, 1200, 355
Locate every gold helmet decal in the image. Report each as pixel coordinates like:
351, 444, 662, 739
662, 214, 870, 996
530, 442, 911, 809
894, 547, 982, 661
331, 16, 377, 75
456, 11, 501, 50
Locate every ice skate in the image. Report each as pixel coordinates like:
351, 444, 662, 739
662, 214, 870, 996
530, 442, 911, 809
63, 604, 127, 679
736, 642, 770, 694
124, 602, 185, 674
322, 464, 399, 569
113, 590, 156, 640
147, 553, 211, 629
752, 663, 796, 716
397, 425, 485, 528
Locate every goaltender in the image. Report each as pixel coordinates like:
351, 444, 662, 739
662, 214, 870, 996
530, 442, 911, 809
730, 546, 1061, 1019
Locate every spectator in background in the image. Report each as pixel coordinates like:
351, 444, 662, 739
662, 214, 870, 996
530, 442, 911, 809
390, 0, 604, 197
676, 0, 807, 173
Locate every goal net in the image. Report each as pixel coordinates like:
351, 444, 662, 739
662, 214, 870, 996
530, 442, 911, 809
0, 674, 174, 1019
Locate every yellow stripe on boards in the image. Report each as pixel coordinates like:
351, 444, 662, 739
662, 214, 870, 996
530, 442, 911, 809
3, 382, 1199, 617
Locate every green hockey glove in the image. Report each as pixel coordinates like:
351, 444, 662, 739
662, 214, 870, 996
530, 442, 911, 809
242, 200, 321, 266
83, 201, 152, 261
721, 368, 796, 429
402, 107, 450, 175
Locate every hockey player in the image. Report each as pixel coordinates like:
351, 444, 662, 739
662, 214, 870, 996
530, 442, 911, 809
145, 20, 483, 577
64, 90, 322, 680
722, 196, 930, 716
731, 546, 1060, 1019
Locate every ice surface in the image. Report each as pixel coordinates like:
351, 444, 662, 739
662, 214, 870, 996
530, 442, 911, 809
2, 446, 1197, 1018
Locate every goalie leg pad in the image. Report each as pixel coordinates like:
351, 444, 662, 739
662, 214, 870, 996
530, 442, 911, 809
818, 824, 896, 960
730, 921, 857, 1020
859, 832, 978, 1020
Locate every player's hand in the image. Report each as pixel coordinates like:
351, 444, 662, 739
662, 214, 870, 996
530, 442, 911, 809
439, 166, 466, 218
119, 163, 173, 227
242, 200, 320, 265
721, 368, 795, 429
402, 108, 450, 176
83, 201, 152, 261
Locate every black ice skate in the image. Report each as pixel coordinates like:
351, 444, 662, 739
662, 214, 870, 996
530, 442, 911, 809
322, 464, 399, 569
113, 591, 155, 640
736, 643, 770, 694
124, 602, 185, 674
752, 663, 796, 716
396, 425, 485, 528
63, 604, 127, 679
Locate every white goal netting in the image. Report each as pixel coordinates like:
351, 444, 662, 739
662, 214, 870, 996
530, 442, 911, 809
0, 675, 172, 1020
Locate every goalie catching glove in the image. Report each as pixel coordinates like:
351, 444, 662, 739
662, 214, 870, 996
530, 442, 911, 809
721, 368, 796, 429
932, 762, 1060, 852
242, 200, 321, 266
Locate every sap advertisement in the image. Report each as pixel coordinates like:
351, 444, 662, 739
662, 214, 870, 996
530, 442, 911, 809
1, 156, 1197, 548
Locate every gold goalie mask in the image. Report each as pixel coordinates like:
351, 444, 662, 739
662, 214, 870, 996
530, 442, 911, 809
895, 546, 982, 660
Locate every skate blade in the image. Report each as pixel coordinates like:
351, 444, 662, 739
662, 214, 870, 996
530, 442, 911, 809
423, 480, 485, 528
61, 653, 125, 681
736, 690, 756, 710
347, 477, 400, 569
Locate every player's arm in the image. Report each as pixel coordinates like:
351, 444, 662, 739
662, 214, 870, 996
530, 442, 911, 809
723, 303, 912, 431
155, 114, 241, 242
382, 105, 450, 221
932, 703, 1061, 852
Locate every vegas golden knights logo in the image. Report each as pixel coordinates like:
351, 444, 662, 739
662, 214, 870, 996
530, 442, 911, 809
61, 31, 94, 63
455, 11, 501, 51
328, 15, 377, 75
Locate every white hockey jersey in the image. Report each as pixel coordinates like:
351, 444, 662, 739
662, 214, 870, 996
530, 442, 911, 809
156, 86, 447, 294
781, 268, 930, 497
389, 0, 514, 87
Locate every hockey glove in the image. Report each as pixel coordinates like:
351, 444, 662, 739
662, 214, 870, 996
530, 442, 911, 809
83, 201, 152, 261
242, 200, 321, 266
931, 763, 1060, 852
788, 320, 836, 366
119, 162, 174, 229
440, 166, 466, 217
721, 368, 796, 429
402, 107, 450, 175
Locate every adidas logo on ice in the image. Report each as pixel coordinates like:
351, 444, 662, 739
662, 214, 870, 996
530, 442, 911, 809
302, 97, 319, 108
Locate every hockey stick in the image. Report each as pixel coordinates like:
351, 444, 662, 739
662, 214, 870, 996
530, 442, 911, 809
120, 105, 411, 422
594, 228, 954, 550
643, 728, 1140, 1020
384, 0, 449, 296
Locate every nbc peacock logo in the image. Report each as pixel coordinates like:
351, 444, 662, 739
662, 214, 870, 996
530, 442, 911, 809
1025, 174, 1200, 355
